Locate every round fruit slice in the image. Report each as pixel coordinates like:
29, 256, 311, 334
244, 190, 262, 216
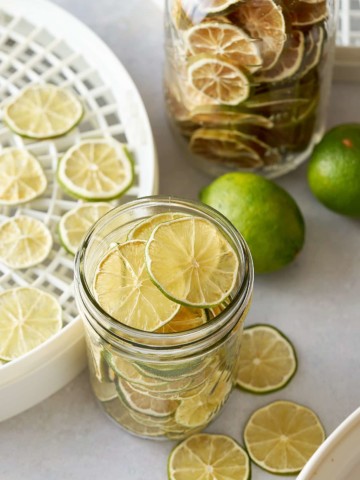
200, 0, 242, 14
0, 148, 47, 206
190, 105, 274, 128
4, 84, 83, 139
300, 25, 325, 78
290, 1, 328, 26
128, 213, 186, 241
256, 30, 305, 83
188, 57, 250, 106
236, 324, 297, 393
59, 203, 112, 255
190, 128, 263, 166
146, 217, 239, 308
0, 287, 62, 361
117, 378, 179, 417
244, 400, 326, 474
0, 216, 52, 269
229, 0, 286, 70
169, 434, 251, 480
57, 139, 134, 201
185, 22, 262, 72
175, 371, 232, 427
156, 306, 207, 333
94, 240, 180, 331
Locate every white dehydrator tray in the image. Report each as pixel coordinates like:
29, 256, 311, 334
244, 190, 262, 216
0, 0, 158, 421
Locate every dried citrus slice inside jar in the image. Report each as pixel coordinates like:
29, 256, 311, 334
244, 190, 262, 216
4, 84, 83, 139
94, 240, 180, 331
156, 307, 207, 333
0, 148, 47, 206
188, 57, 250, 106
145, 217, 239, 308
128, 212, 186, 241
229, 0, 286, 70
300, 24, 325, 78
185, 22, 262, 72
290, 1, 328, 26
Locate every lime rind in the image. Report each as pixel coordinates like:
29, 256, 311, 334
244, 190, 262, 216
236, 323, 298, 394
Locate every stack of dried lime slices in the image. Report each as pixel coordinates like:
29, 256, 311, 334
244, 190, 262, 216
87, 212, 243, 439
166, 0, 327, 167
0, 83, 134, 366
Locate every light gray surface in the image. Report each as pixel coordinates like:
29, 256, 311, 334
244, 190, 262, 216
1, 1, 360, 479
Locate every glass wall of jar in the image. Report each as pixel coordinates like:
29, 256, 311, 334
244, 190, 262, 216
164, 0, 337, 178
75, 196, 253, 440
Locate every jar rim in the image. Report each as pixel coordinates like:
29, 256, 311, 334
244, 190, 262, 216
75, 195, 254, 356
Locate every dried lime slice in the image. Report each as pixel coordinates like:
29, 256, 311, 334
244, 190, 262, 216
116, 378, 179, 418
244, 400, 325, 474
290, 1, 328, 26
0, 148, 47, 206
127, 213, 186, 241
94, 240, 180, 331
169, 434, 251, 480
57, 139, 134, 201
256, 30, 305, 83
185, 22, 262, 72
190, 105, 274, 128
59, 203, 112, 255
200, 0, 242, 14
156, 306, 207, 333
300, 25, 325, 78
0, 287, 62, 361
188, 57, 250, 106
4, 84, 83, 139
145, 217, 239, 308
0, 216, 52, 269
229, 0, 286, 70
236, 324, 297, 393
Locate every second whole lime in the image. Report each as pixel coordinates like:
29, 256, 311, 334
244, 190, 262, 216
199, 172, 305, 273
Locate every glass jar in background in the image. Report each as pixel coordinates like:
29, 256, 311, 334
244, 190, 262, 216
75, 196, 253, 440
164, 0, 337, 178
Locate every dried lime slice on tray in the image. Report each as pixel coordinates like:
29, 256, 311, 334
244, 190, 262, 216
145, 216, 239, 308
57, 139, 134, 201
244, 400, 325, 475
4, 83, 83, 139
185, 22, 262, 72
59, 202, 113, 255
188, 57, 250, 106
0, 287, 62, 361
0, 148, 47, 206
94, 240, 180, 331
0, 215, 52, 269
169, 433, 251, 480
236, 324, 297, 393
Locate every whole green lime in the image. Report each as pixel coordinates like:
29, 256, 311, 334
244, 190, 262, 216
199, 172, 305, 274
308, 124, 360, 217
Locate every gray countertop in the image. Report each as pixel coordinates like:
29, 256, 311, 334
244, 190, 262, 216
1, 1, 360, 479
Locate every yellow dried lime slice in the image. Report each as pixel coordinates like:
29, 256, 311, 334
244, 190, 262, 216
117, 378, 179, 417
59, 202, 112, 255
168, 434, 251, 480
189, 128, 264, 167
4, 84, 83, 139
185, 22, 262, 72
0, 216, 52, 269
236, 324, 297, 393
156, 306, 207, 333
188, 57, 250, 106
175, 371, 231, 427
57, 139, 134, 201
0, 148, 47, 206
200, 0, 242, 14
145, 217, 239, 308
128, 213, 186, 241
0, 287, 62, 361
256, 30, 305, 83
229, 0, 286, 70
290, 1, 328, 26
244, 400, 325, 474
94, 240, 180, 331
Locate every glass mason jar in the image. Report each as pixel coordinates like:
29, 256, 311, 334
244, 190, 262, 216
75, 196, 253, 440
164, 0, 337, 178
